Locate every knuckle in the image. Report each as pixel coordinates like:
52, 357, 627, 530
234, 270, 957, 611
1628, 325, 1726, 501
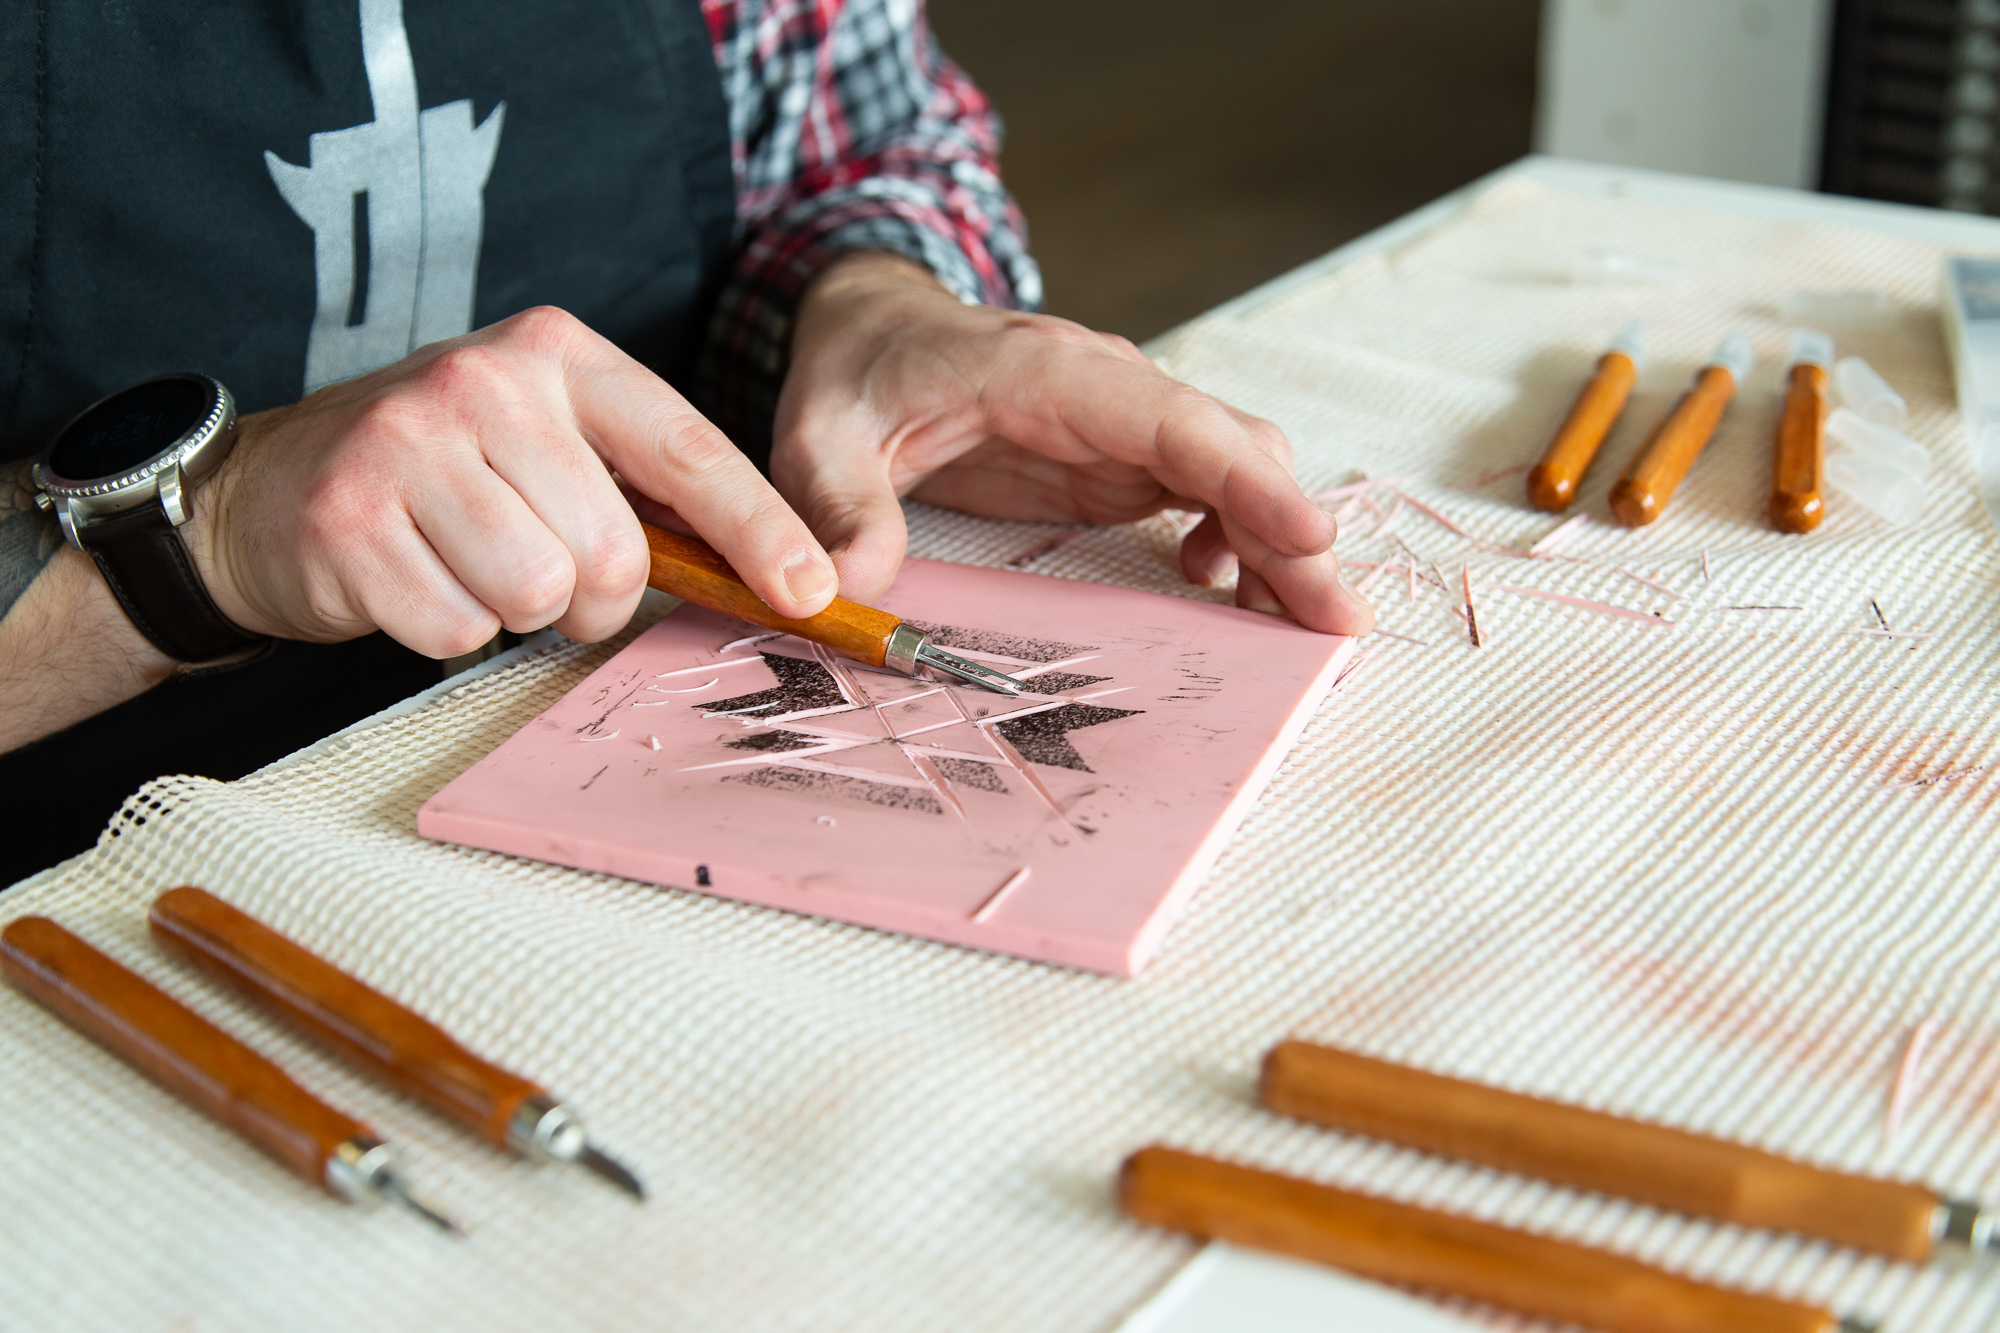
659, 413, 740, 475
432, 613, 502, 659
570, 520, 647, 597
412, 343, 512, 404
508, 549, 576, 621
1096, 332, 1143, 359
1247, 417, 1292, 460
1001, 311, 1098, 352
502, 305, 585, 359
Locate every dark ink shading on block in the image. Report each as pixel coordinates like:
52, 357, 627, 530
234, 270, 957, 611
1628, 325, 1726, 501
696, 864, 712, 886
727, 767, 947, 814
1020, 673, 1109, 694
726, 730, 821, 754
995, 703, 1144, 772
934, 757, 1009, 793
701, 653, 846, 717
903, 621, 1096, 664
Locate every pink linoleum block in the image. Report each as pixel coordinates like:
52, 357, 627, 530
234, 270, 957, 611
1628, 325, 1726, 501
417, 559, 1356, 976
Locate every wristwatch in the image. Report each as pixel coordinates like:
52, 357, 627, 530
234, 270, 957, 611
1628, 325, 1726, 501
33, 374, 274, 671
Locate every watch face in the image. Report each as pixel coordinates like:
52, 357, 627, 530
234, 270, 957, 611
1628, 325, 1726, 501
46, 376, 217, 483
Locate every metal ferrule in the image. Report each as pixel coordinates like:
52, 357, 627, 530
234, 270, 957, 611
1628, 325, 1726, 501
1932, 1197, 1999, 1266
883, 623, 926, 677
324, 1135, 400, 1207
506, 1094, 589, 1163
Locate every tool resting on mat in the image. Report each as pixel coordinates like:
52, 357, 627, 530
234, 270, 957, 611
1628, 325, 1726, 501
1527, 319, 1644, 513
0, 916, 462, 1233
149, 887, 644, 1199
643, 523, 1023, 697
1260, 1039, 1998, 1267
1120, 1146, 1876, 1333
1770, 329, 1831, 534
1609, 332, 1753, 528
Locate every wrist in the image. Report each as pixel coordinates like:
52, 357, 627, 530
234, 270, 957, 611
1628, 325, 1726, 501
795, 250, 953, 347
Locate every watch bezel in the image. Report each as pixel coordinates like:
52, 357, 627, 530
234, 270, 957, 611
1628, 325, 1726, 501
34, 374, 237, 523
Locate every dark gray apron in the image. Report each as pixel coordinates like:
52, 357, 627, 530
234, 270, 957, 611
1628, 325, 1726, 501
0, 0, 738, 880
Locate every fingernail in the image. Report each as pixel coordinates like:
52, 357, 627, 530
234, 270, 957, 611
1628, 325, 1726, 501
783, 549, 838, 606
1198, 547, 1238, 588
828, 539, 853, 558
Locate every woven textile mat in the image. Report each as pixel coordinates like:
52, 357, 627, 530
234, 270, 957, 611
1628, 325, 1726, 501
7, 177, 2000, 1331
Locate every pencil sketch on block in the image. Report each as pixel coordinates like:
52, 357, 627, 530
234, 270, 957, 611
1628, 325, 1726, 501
419, 559, 1358, 975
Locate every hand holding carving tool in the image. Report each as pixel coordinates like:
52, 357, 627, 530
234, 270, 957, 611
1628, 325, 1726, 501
1527, 319, 1644, 512
1261, 1040, 1999, 1267
1771, 329, 1832, 533
149, 887, 645, 1200
642, 523, 1023, 697
1609, 331, 1754, 527
1121, 1146, 1877, 1333
0, 916, 462, 1234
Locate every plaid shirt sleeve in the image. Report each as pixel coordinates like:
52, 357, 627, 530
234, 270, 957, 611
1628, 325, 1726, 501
695, 0, 1043, 465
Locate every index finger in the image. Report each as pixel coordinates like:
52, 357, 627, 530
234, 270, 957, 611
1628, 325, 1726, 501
545, 314, 839, 619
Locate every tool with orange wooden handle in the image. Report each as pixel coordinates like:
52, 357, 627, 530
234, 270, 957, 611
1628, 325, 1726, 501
149, 887, 644, 1199
1527, 320, 1644, 512
1260, 1040, 1998, 1267
1771, 329, 1831, 533
1609, 332, 1754, 527
642, 523, 1023, 696
1120, 1146, 1876, 1333
0, 916, 462, 1233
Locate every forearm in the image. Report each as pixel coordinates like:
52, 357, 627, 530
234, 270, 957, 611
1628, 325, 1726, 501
0, 461, 172, 752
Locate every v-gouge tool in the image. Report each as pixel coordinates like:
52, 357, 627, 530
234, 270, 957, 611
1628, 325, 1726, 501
149, 887, 644, 1200
1, 916, 462, 1233
642, 523, 1024, 697
1261, 1040, 1998, 1268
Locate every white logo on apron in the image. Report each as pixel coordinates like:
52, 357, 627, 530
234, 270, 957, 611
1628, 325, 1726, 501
265, 0, 505, 394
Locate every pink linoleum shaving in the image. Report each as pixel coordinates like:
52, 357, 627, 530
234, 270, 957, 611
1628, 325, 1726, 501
1461, 563, 1483, 648
1527, 513, 1589, 557
1481, 583, 1675, 628
1615, 567, 1683, 600
1884, 1018, 1938, 1148
1309, 476, 1416, 504
1391, 487, 1471, 539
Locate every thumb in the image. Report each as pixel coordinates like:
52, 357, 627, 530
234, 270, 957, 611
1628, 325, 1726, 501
769, 427, 910, 605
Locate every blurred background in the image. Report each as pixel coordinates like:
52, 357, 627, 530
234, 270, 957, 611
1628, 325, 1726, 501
929, 0, 1995, 341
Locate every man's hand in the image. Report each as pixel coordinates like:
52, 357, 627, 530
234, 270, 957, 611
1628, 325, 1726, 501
770, 252, 1374, 636
188, 307, 839, 658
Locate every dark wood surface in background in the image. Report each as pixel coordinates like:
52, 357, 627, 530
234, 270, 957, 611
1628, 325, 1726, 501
928, 0, 1543, 342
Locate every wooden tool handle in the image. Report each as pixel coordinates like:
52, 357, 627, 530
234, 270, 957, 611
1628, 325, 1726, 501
1, 916, 365, 1190
1770, 362, 1827, 533
1528, 350, 1639, 512
1261, 1041, 1941, 1262
643, 523, 903, 667
150, 887, 541, 1148
1609, 365, 1738, 527
1120, 1146, 1844, 1333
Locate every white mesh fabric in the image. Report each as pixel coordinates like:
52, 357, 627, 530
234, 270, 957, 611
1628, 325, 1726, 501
5, 177, 2000, 1330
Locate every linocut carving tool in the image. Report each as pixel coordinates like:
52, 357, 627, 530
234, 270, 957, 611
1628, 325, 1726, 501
0, 916, 462, 1233
1771, 329, 1832, 533
149, 887, 645, 1199
1527, 319, 1645, 512
1609, 331, 1754, 527
1261, 1040, 1999, 1267
642, 523, 1023, 697
1120, 1146, 1877, 1333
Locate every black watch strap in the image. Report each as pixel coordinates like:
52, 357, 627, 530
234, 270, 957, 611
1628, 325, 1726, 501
83, 508, 275, 669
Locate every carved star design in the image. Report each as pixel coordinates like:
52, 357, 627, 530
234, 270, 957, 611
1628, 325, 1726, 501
667, 626, 1143, 822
